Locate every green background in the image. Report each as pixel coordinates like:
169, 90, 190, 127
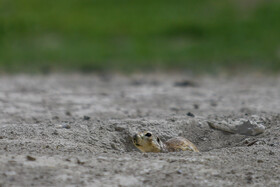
1, 0, 280, 73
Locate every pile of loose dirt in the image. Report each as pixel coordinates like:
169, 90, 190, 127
0, 74, 279, 186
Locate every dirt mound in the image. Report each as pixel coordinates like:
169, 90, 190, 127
0, 74, 279, 186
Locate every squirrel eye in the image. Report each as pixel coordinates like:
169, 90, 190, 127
145, 133, 152, 137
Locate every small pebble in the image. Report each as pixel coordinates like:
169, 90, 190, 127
143, 154, 148, 158
193, 104, 199, 109
76, 158, 85, 165
110, 143, 118, 150
61, 124, 71, 129
65, 111, 71, 116
83, 116, 90, 120
269, 151, 275, 155
186, 112, 195, 117
177, 170, 182, 174
52, 116, 59, 120
52, 130, 59, 135
210, 101, 217, 107
26, 155, 36, 161
174, 80, 196, 87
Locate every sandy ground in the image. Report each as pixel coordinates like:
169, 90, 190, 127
0, 73, 279, 187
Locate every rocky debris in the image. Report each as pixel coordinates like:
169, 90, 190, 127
208, 119, 265, 136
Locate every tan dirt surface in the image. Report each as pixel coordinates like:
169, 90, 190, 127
0, 74, 279, 186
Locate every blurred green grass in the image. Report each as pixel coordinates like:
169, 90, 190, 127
0, 0, 280, 73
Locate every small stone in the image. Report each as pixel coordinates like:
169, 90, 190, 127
76, 158, 85, 165
174, 80, 196, 87
100, 92, 108, 96
193, 104, 199, 109
32, 117, 40, 123
246, 175, 253, 184
8, 160, 16, 165
247, 140, 258, 146
168, 118, 176, 122
52, 130, 59, 135
52, 116, 59, 120
61, 124, 71, 129
177, 170, 182, 174
83, 116, 90, 120
210, 101, 217, 107
186, 112, 195, 117
130, 80, 144, 86
208, 119, 265, 136
110, 143, 118, 150
114, 125, 126, 132
26, 155, 36, 161
269, 151, 275, 155
143, 154, 148, 158
170, 107, 179, 112
65, 111, 71, 116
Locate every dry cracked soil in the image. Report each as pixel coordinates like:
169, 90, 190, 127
0, 73, 279, 187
